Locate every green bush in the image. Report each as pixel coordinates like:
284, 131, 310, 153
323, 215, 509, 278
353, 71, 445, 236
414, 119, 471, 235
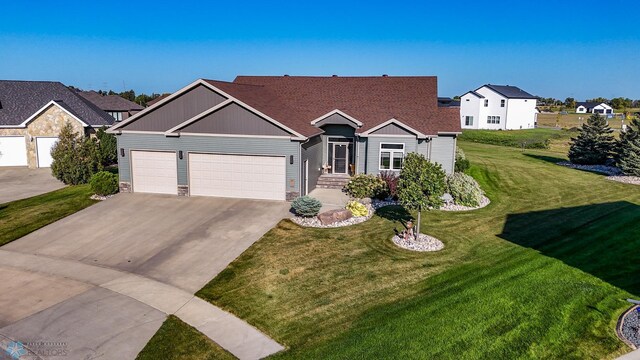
90, 171, 119, 196
96, 126, 118, 167
454, 147, 470, 173
447, 173, 483, 207
346, 201, 368, 217
344, 174, 385, 199
378, 171, 399, 199
291, 196, 322, 217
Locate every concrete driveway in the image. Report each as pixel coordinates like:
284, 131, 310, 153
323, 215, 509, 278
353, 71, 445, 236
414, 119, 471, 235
0, 167, 64, 204
0, 194, 289, 359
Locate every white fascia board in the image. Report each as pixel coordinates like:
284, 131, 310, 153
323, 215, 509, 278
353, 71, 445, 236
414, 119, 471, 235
310, 109, 363, 127
357, 118, 427, 139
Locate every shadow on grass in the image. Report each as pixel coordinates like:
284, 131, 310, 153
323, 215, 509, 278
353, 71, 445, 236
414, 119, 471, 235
498, 201, 640, 295
523, 153, 566, 164
376, 205, 414, 236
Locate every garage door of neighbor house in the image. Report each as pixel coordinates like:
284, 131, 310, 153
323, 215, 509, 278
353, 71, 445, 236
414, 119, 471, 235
189, 153, 286, 201
36, 137, 58, 168
131, 150, 178, 195
0, 136, 28, 167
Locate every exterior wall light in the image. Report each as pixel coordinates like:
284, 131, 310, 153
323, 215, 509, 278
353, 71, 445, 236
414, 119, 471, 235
290, 155, 294, 164
179, 151, 183, 160
120, 148, 125, 157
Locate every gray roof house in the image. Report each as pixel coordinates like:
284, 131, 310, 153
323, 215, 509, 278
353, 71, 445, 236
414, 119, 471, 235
108, 76, 461, 201
0, 80, 114, 168
78, 91, 144, 122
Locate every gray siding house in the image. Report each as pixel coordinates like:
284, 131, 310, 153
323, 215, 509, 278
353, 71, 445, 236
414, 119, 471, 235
108, 76, 461, 201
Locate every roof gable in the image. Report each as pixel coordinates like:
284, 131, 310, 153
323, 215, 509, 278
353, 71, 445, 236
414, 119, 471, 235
0, 80, 114, 127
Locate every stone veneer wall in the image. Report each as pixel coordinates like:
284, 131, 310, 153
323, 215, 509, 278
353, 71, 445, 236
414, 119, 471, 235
0, 104, 86, 168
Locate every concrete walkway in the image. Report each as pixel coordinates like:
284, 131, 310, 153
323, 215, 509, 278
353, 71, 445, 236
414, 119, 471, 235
618, 349, 640, 360
0, 249, 284, 360
0, 167, 64, 204
308, 188, 350, 212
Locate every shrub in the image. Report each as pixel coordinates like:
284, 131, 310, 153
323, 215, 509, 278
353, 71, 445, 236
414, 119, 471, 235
447, 173, 483, 207
90, 171, 119, 196
378, 171, 399, 199
454, 147, 470, 173
291, 196, 322, 217
568, 113, 615, 165
51, 122, 102, 185
346, 200, 368, 217
344, 174, 385, 199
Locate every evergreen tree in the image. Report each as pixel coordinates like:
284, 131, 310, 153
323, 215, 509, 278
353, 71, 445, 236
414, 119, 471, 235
617, 119, 640, 176
96, 126, 117, 167
568, 114, 615, 165
51, 122, 102, 185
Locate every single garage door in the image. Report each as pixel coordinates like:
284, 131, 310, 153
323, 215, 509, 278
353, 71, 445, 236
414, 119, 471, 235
189, 153, 286, 201
131, 151, 178, 194
0, 136, 28, 167
36, 137, 58, 168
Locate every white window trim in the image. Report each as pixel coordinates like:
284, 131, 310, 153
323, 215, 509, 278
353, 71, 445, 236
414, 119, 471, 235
487, 115, 501, 124
379, 142, 405, 171
464, 116, 474, 126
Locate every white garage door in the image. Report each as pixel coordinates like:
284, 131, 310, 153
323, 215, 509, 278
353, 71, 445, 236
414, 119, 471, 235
0, 136, 28, 167
189, 153, 286, 201
36, 137, 58, 168
131, 151, 177, 195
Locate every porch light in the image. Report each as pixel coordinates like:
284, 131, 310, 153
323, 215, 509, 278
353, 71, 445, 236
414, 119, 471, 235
179, 151, 183, 159
290, 155, 294, 164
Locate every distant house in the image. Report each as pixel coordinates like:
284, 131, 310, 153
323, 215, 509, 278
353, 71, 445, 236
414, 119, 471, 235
460, 84, 538, 130
0, 81, 114, 168
438, 97, 461, 108
575, 102, 613, 115
145, 94, 170, 107
78, 91, 144, 122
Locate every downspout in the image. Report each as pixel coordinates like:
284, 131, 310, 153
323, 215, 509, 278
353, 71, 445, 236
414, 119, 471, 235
298, 138, 309, 196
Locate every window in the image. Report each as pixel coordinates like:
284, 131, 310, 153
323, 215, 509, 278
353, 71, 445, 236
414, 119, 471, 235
464, 116, 474, 126
107, 111, 123, 121
484, 99, 489, 107
379, 143, 404, 171
500, 99, 505, 107
487, 116, 501, 124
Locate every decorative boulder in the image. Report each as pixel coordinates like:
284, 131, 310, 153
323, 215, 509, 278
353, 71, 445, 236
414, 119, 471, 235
359, 197, 372, 205
441, 193, 454, 206
318, 209, 353, 225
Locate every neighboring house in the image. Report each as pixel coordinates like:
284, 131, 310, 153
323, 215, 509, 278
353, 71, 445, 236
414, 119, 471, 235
460, 84, 538, 130
108, 75, 461, 201
0, 81, 114, 168
438, 97, 460, 107
78, 91, 144, 121
575, 102, 613, 114
145, 93, 170, 107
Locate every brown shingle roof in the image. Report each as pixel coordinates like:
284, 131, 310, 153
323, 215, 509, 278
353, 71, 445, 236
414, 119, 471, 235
78, 91, 144, 112
230, 76, 461, 135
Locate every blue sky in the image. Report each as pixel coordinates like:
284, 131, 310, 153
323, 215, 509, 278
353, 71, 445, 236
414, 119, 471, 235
1, 0, 638, 99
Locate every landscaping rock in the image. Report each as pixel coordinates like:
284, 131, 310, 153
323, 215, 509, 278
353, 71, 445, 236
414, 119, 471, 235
619, 306, 640, 348
557, 161, 623, 176
359, 197, 372, 205
392, 233, 444, 252
441, 193, 454, 205
607, 176, 640, 186
318, 209, 353, 225
290, 204, 374, 228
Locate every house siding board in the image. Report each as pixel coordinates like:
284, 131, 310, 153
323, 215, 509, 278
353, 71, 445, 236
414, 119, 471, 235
357, 138, 367, 174
121, 85, 227, 132
369, 122, 414, 136
315, 113, 357, 127
365, 136, 417, 175
301, 135, 322, 193
179, 103, 291, 136
430, 136, 455, 174
116, 133, 300, 193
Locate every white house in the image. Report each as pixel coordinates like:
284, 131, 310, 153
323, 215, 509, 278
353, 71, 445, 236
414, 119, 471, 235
575, 102, 613, 114
460, 84, 538, 130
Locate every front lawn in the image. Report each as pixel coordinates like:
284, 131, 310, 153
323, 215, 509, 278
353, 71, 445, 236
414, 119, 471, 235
0, 185, 96, 246
155, 142, 638, 359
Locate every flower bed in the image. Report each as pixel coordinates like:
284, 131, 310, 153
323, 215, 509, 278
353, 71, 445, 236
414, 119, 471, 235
617, 305, 640, 349
290, 204, 375, 228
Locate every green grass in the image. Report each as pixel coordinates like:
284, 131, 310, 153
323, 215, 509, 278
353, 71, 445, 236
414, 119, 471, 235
537, 113, 628, 130
0, 185, 96, 246
136, 315, 236, 360
459, 128, 575, 149
149, 141, 639, 359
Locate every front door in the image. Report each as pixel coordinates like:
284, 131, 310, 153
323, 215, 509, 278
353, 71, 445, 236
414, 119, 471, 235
333, 144, 348, 174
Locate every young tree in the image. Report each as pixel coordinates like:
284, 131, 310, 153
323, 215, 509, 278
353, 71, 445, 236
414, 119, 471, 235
617, 119, 640, 176
396, 153, 447, 239
96, 126, 117, 167
51, 122, 102, 185
568, 113, 615, 165
564, 97, 576, 109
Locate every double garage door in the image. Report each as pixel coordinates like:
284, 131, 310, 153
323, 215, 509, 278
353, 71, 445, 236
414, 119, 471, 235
131, 151, 286, 201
